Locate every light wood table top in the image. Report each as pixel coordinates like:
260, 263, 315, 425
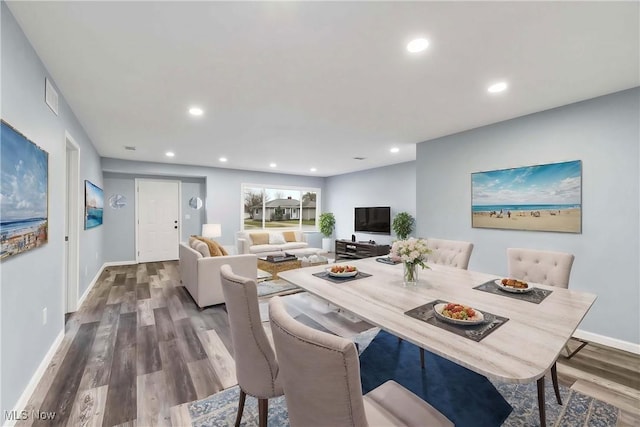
278, 257, 597, 384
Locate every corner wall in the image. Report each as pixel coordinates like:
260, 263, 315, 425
416, 88, 639, 345
325, 162, 416, 246
1, 2, 104, 415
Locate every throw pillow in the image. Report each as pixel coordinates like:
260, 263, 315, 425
282, 231, 297, 242
192, 240, 210, 258
250, 232, 269, 245
269, 232, 286, 245
194, 236, 223, 257
213, 240, 229, 256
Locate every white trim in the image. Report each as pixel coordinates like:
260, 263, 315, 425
63, 132, 80, 313
5, 330, 64, 426
573, 329, 640, 355
103, 260, 137, 267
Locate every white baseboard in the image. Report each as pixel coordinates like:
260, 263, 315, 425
5, 330, 64, 427
103, 260, 137, 267
574, 329, 640, 355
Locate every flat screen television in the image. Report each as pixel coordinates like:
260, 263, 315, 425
354, 206, 391, 234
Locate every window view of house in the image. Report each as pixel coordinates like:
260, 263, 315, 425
242, 185, 318, 231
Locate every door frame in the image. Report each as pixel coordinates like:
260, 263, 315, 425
134, 178, 182, 263
64, 132, 80, 313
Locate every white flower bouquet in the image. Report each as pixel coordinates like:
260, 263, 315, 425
390, 238, 431, 268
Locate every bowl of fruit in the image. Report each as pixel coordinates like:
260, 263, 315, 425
327, 265, 358, 278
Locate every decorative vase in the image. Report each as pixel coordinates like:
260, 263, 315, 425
403, 262, 418, 286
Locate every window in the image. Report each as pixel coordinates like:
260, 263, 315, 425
242, 184, 320, 231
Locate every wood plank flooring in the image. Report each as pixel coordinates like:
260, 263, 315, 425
16, 261, 640, 426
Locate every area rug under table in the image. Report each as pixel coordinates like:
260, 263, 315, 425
184, 330, 619, 427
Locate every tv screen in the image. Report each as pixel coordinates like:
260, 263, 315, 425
354, 207, 391, 234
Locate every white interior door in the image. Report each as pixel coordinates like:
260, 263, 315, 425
64, 133, 80, 313
136, 179, 181, 263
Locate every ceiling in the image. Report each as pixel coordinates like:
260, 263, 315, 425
7, 1, 639, 177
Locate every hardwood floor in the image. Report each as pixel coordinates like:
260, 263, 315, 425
16, 261, 640, 426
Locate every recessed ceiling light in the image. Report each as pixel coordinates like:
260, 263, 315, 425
219, 157, 228, 162
189, 107, 203, 116
310, 167, 317, 172
269, 163, 277, 168
165, 151, 175, 157
487, 82, 508, 93
390, 147, 400, 153
407, 38, 429, 53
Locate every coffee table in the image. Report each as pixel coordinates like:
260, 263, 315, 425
257, 257, 302, 279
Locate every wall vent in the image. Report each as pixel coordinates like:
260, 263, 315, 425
124, 146, 137, 151
45, 78, 59, 115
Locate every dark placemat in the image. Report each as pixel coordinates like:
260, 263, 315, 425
404, 300, 509, 342
474, 280, 553, 304
312, 271, 372, 284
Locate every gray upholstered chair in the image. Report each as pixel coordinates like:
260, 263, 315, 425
269, 296, 454, 427
403, 237, 475, 367
220, 264, 283, 427
507, 247, 577, 406
426, 238, 474, 270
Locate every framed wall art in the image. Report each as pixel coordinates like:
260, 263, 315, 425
85, 180, 104, 229
471, 160, 582, 233
0, 120, 49, 260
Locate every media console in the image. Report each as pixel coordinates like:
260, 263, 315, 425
335, 239, 390, 260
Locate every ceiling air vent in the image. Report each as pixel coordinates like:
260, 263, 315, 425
353, 157, 366, 160
124, 146, 136, 151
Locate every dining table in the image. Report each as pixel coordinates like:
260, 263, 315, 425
278, 257, 597, 427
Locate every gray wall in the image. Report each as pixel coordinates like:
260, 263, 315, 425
101, 158, 327, 258
1, 3, 104, 414
416, 88, 639, 344
103, 173, 206, 262
326, 162, 416, 247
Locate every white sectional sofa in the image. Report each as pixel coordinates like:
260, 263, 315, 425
235, 230, 325, 257
179, 240, 257, 308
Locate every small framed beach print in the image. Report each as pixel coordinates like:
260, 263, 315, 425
471, 160, 582, 233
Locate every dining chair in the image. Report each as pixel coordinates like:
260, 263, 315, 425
507, 247, 577, 407
268, 296, 454, 427
220, 264, 284, 427
426, 238, 475, 270
401, 237, 475, 367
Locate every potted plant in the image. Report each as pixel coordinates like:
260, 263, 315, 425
392, 212, 415, 240
319, 212, 336, 252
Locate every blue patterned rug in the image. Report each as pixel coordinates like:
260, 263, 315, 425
186, 330, 619, 426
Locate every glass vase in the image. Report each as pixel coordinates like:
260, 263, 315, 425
403, 262, 418, 286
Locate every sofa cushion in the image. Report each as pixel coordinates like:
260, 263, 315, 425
250, 244, 285, 254
281, 242, 308, 250
269, 232, 287, 245
250, 232, 270, 245
282, 231, 297, 242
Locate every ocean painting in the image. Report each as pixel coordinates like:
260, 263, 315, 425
1, 121, 49, 260
472, 160, 582, 233
85, 180, 104, 229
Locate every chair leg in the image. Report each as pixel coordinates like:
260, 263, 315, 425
420, 348, 425, 369
537, 376, 547, 427
258, 398, 268, 427
551, 362, 562, 405
234, 389, 247, 427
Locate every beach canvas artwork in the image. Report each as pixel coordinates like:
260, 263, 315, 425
85, 180, 104, 229
0, 121, 49, 260
472, 160, 582, 233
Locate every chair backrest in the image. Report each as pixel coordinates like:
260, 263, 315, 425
507, 248, 575, 288
426, 238, 474, 269
268, 296, 369, 427
219, 264, 281, 398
